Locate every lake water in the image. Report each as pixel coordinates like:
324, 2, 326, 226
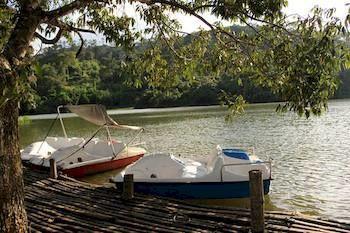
20, 100, 350, 221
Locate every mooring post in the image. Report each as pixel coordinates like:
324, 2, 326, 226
122, 174, 134, 200
249, 169, 264, 233
49, 158, 58, 179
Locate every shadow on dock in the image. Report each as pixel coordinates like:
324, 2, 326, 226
24, 168, 350, 233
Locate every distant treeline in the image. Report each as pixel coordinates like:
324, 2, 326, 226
21, 43, 350, 115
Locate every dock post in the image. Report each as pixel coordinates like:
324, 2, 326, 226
49, 158, 58, 179
122, 174, 134, 200
249, 170, 264, 233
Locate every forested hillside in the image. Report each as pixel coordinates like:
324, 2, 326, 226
22, 38, 350, 115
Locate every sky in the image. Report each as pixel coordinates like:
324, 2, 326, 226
286, 0, 348, 18
177, 0, 349, 33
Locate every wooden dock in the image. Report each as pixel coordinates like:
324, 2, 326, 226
24, 169, 350, 233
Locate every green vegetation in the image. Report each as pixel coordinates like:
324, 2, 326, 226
18, 116, 31, 125
22, 33, 349, 115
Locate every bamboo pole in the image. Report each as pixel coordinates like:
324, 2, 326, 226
249, 169, 264, 233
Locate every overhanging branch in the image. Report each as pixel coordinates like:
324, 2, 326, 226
44, 0, 95, 20
239, 10, 294, 36
75, 31, 84, 58
155, 0, 216, 31
34, 28, 63, 44
192, 4, 215, 12
36, 19, 95, 57
48, 19, 95, 34
137, 0, 249, 45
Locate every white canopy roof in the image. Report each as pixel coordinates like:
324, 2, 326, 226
65, 104, 142, 130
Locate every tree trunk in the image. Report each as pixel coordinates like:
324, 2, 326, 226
0, 99, 28, 232
0, 3, 42, 232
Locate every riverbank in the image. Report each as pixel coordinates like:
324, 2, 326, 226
21, 99, 350, 120
23, 105, 225, 120
24, 167, 350, 232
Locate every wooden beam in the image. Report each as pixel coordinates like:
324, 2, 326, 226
122, 174, 134, 200
49, 158, 57, 179
249, 169, 265, 233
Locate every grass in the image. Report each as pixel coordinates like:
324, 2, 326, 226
18, 116, 32, 125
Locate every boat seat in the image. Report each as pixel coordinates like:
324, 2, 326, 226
126, 153, 183, 179
22, 141, 56, 161
46, 137, 85, 150
83, 140, 125, 157
182, 163, 207, 178
48, 145, 101, 167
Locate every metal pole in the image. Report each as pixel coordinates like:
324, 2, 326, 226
57, 105, 67, 138
106, 126, 117, 156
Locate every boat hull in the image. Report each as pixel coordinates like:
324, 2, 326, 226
115, 179, 271, 199
63, 154, 144, 178
24, 154, 144, 178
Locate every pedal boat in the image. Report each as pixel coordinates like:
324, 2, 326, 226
21, 104, 146, 178
112, 146, 271, 199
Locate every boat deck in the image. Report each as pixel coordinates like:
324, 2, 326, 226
24, 168, 350, 233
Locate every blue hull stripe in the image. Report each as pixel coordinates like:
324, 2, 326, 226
116, 180, 271, 199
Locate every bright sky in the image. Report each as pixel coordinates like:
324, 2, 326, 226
285, 0, 348, 18
177, 0, 349, 32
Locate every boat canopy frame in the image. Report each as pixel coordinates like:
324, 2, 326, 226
55, 104, 144, 160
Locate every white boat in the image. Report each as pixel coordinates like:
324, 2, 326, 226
21, 104, 146, 177
112, 146, 272, 199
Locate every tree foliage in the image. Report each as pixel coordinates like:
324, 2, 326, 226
1, 0, 349, 117
25, 39, 350, 115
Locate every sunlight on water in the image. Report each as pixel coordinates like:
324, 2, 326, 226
20, 100, 350, 221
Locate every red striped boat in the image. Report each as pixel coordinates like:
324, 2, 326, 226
21, 104, 146, 178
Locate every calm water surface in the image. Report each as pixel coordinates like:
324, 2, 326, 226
20, 100, 350, 221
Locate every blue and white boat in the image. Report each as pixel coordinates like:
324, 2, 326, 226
112, 146, 272, 199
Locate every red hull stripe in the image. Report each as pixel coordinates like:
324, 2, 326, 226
62, 154, 144, 178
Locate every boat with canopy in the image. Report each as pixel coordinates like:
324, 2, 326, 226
21, 104, 146, 177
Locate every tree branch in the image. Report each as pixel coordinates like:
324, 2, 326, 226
239, 10, 294, 36
75, 31, 84, 58
49, 19, 95, 34
34, 28, 63, 44
44, 0, 95, 20
165, 1, 215, 30
49, 19, 95, 56
155, 23, 191, 61
161, 20, 191, 35
36, 19, 94, 57
192, 4, 215, 12
141, 0, 252, 45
